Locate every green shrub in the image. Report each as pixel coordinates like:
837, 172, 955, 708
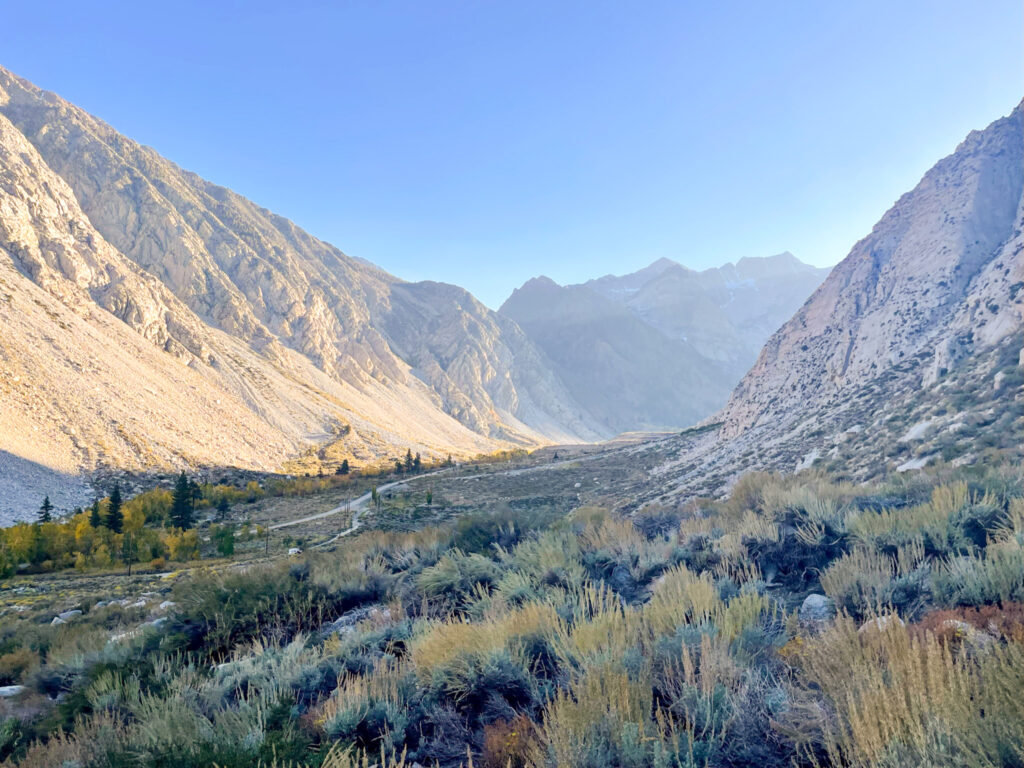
416, 550, 501, 604
934, 545, 1024, 606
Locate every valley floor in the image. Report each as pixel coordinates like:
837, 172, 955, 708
1, 433, 1023, 768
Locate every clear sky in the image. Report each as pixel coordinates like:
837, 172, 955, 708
3, 1, 1021, 308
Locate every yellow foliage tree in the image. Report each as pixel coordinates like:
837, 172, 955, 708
165, 529, 200, 561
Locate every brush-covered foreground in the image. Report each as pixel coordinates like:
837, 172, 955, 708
1, 465, 1023, 768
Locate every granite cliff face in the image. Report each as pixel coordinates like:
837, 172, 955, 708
719, 101, 1024, 437
500, 254, 828, 433
619, 101, 1024, 508
0, 66, 601, 520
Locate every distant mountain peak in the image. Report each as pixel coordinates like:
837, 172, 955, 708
736, 251, 797, 265
522, 275, 562, 290
646, 256, 684, 273
500, 247, 829, 433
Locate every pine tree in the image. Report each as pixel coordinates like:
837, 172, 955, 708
170, 471, 194, 529
336, 459, 350, 475
215, 496, 230, 521
38, 496, 54, 523
106, 483, 123, 534
404, 449, 414, 473
394, 458, 404, 474
413, 453, 422, 472
89, 499, 102, 528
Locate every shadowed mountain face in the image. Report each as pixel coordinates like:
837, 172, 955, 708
500, 254, 829, 433
0, 66, 603, 519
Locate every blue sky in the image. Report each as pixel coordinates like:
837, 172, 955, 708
4, 1, 1021, 308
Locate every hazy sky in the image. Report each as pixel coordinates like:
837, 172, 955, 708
4, 1, 1021, 308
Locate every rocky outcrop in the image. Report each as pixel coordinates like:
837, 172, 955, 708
719, 102, 1024, 437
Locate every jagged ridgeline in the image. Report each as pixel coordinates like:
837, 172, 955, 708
500, 254, 830, 434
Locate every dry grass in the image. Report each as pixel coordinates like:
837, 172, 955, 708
794, 616, 1024, 768
643, 565, 720, 636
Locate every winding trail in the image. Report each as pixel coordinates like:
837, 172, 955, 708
267, 435, 667, 548
268, 468, 452, 548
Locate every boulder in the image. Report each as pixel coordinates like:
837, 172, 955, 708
940, 619, 995, 655
798, 594, 835, 630
858, 615, 905, 635
57, 609, 83, 621
0, 685, 27, 698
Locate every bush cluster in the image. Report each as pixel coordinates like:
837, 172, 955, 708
1, 465, 1022, 767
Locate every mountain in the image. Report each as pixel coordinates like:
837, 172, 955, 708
718, 101, 1024, 436
620, 100, 1024, 507
0, 66, 602, 521
499, 276, 732, 433
499, 254, 829, 433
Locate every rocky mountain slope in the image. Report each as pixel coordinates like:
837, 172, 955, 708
500, 254, 828, 432
0, 66, 602, 521
626, 100, 1024, 506
719, 101, 1024, 437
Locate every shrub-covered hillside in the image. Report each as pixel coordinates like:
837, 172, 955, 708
1, 465, 1023, 767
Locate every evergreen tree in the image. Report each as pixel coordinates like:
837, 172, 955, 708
106, 483, 123, 534
413, 453, 422, 472
394, 458, 404, 474
336, 459, 350, 475
404, 449, 414, 473
38, 496, 54, 523
170, 471, 194, 529
89, 499, 102, 528
445, 454, 454, 467
215, 496, 230, 521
